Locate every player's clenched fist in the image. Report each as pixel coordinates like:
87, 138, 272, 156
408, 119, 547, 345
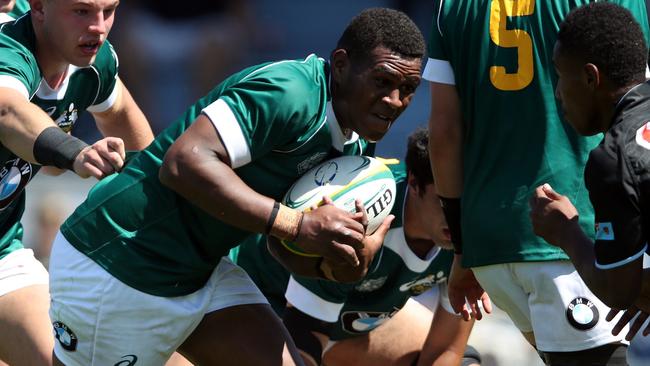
529, 183, 579, 247
72, 137, 126, 179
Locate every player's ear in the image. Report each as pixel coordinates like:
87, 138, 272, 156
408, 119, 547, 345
407, 172, 420, 194
331, 49, 351, 86
30, 0, 45, 21
584, 63, 600, 90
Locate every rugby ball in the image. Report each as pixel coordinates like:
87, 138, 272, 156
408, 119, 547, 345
283, 155, 396, 236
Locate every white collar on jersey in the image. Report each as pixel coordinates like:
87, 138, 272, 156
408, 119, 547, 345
326, 101, 359, 152
36, 64, 80, 100
379, 187, 442, 273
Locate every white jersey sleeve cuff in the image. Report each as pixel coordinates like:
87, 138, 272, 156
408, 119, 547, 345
0, 75, 29, 100
423, 58, 456, 85
595, 243, 648, 270
202, 99, 252, 168
87, 81, 119, 113
285, 276, 343, 323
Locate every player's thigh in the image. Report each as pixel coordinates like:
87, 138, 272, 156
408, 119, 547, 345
178, 303, 302, 366
0, 248, 52, 366
513, 261, 626, 353
177, 256, 302, 366
323, 298, 433, 366
49, 234, 206, 366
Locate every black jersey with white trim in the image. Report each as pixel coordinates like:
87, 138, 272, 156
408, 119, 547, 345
585, 82, 650, 269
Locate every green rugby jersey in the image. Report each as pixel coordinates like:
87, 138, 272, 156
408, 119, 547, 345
0, 14, 119, 259
424, 0, 650, 267
62, 54, 374, 297
280, 162, 455, 341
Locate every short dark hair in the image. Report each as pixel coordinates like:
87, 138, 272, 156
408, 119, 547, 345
405, 127, 433, 194
557, 2, 647, 87
337, 8, 425, 60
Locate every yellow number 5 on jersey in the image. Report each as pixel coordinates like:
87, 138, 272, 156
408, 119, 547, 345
489, 0, 535, 91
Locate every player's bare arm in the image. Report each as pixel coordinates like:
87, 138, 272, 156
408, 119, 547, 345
91, 77, 154, 150
429, 81, 490, 320
159, 114, 365, 265
417, 302, 474, 366
0, 86, 124, 179
530, 184, 643, 308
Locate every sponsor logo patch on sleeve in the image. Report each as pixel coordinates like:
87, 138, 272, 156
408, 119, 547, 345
635, 122, 650, 150
595, 222, 614, 241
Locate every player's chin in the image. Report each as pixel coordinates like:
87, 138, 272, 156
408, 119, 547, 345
360, 123, 391, 142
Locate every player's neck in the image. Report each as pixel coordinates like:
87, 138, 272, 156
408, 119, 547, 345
403, 194, 436, 259
34, 34, 69, 90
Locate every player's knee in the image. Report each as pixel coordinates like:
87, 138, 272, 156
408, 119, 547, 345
541, 343, 627, 366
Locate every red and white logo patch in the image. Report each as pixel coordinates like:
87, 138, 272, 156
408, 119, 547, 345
635, 122, 650, 150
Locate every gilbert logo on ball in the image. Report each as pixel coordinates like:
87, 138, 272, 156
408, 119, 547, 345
282, 155, 396, 256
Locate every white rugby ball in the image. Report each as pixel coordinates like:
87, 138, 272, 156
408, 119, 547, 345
283, 155, 396, 235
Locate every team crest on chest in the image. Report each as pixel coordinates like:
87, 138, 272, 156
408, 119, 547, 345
0, 158, 33, 210
53, 103, 79, 133
355, 276, 388, 292
399, 271, 447, 295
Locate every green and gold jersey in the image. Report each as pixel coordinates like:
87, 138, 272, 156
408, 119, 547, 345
235, 161, 454, 341
62, 54, 374, 297
0, 14, 119, 259
424, 0, 650, 267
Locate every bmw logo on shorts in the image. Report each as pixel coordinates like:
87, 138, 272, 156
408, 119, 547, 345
53, 321, 78, 351
566, 297, 599, 331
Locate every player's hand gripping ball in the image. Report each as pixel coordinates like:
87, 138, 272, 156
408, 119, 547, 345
282, 155, 396, 255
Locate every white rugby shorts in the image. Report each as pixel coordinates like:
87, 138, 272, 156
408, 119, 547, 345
472, 261, 627, 352
49, 232, 268, 366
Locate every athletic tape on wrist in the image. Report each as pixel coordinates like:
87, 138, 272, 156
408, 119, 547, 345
33, 127, 88, 171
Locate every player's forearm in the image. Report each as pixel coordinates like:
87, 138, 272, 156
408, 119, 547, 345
0, 88, 64, 163
93, 80, 154, 150
160, 146, 275, 234
560, 225, 642, 308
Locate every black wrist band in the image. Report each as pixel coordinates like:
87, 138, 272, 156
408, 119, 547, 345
33, 127, 88, 171
438, 195, 463, 254
265, 201, 280, 234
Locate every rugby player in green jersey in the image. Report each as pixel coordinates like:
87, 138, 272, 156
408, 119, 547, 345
234, 128, 479, 366
0, 0, 154, 365
426, 0, 649, 365
46, 8, 424, 366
